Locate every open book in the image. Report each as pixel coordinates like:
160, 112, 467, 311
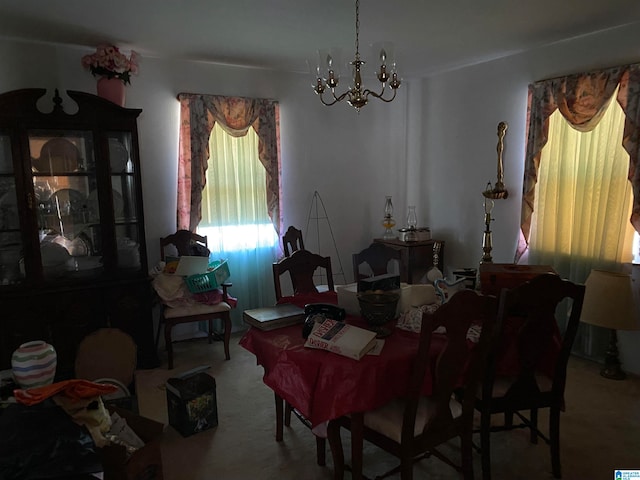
304, 319, 377, 360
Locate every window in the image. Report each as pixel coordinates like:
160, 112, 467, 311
176, 93, 282, 326
519, 65, 640, 363
527, 86, 635, 360
197, 124, 278, 251
195, 124, 279, 323
528, 87, 634, 273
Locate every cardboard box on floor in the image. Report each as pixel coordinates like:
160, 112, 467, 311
166, 365, 218, 437
102, 406, 164, 480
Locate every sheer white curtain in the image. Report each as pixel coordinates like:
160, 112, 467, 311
528, 88, 634, 356
197, 124, 278, 329
529, 90, 634, 276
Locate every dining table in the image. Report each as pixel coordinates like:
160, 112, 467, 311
239, 291, 457, 478
239, 290, 561, 479
239, 292, 439, 429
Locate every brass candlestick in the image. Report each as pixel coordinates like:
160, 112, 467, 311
481, 189, 495, 263
480, 121, 509, 263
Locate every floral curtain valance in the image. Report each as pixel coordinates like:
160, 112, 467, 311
517, 63, 640, 261
176, 93, 281, 234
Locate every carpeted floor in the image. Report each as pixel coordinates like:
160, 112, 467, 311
135, 333, 640, 480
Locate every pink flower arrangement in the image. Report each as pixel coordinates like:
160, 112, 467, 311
81, 44, 139, 85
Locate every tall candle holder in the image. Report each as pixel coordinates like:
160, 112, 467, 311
480, 121, 509, 264
481, 188, 495, 263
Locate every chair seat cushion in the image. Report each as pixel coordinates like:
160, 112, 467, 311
164, 302, 231, 318
363, 396, 463, 443
478, 371, 553, 399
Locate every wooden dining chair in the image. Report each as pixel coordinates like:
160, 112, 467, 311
159, 229, 209, 259
327, 289, 498, 480
157, 230, 232, 370
271, 248, 335, 465
272, 248, 334, 301
474, 273, 585, 479
282, 225, 305, 257
352, 242, 401, 281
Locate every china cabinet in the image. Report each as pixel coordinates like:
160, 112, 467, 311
0, 88, 158, 377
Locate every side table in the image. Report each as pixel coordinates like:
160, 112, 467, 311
373, 238, 445, 284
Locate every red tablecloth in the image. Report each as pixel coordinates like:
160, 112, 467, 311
241, 290, 451, 428
240, 291, 561, 428
240, 321, 434, 429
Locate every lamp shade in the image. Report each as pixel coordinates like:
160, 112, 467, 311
580, 270, 640, 331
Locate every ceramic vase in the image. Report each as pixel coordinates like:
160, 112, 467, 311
11, 340, 57, 389
96, 77, 126, 107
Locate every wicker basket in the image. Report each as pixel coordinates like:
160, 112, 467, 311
185, 260, 230, 294
357, 291, 400, 326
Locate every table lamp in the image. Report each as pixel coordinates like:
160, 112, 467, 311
580, 269, 639, 380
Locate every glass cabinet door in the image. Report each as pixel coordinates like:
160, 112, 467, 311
0, 131, 23, 285
109, 132, 142, 271
29, 130, 103, 280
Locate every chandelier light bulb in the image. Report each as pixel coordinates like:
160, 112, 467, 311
311, 0, 401, 112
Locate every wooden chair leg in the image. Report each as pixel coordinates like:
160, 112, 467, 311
223, 313, 231, 360
164, 321, 174, 370
208, 318, 213, 344
461, 430, 474, 480
350, 412, 364, 480
481, 406, 492, 480
550, 407, 561, 478
284, 402, 292, 426
327, 420, 345, 480
530, 408, 539, 444
316, 436, 326, 466
155, 311, 164, 348
504, 410, 513, 427
274, 392, 284, 442
400, 452, 414, 480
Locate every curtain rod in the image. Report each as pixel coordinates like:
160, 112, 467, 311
534, 60, 640, 85
176, 92, 277, 103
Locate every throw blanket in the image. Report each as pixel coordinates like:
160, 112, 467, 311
152, 272, 237, 308
396, 303, 481, 343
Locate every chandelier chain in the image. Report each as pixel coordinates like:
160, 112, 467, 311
355, 0, 360, 57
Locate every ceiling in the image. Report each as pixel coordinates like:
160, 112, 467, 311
1, 0, 639, 78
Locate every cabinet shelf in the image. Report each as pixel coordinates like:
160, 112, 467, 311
32, 171, 93, 177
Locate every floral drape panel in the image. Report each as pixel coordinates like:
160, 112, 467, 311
517, 64, 640, 261
177, 93, 281, 234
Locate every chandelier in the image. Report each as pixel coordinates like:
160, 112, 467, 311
311, 0, 401, 112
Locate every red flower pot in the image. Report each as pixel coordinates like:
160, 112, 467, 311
97, 77, 126, 107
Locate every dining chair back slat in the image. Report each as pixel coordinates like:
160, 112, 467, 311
282, 225, 305, 257
272, 249, 334, 301
352, 242, 401, 281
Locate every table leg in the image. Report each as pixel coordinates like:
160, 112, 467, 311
351, 412, 364, 480
274, 392, 283, 441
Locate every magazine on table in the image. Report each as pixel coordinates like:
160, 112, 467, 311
304, 318, 378, 360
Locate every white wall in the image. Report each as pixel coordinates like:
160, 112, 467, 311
0, 39, 421, 287
2, 24, 639, 373
422, 23, 640, 374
